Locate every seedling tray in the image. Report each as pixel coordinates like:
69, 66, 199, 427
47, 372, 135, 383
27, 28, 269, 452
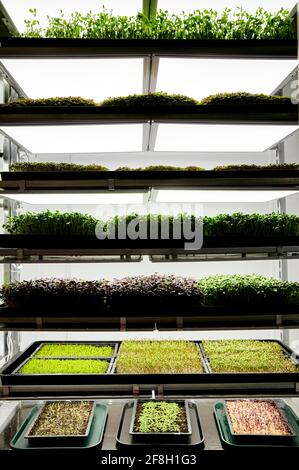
214, 401, 299, 448
199, 339, 299, 375
2, 169, 299, 190
224, 399, 296, 442
0, 234, 298, 250
112, 341, 210, 375
0, 340, 117, 385
10, 402, 108, 450
33, 341, 119, 359
24, 400, 96, 445
1, 340, 299, 391
129, 399, 192, 442
0, 103, 296, 125
116, 401, 204, 448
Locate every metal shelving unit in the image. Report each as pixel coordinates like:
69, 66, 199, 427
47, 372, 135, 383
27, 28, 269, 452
0, 0, 298, 455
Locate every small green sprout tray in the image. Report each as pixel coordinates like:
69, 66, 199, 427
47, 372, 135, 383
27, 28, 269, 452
10, 402, 108, 450
33, 341, 118, 359
116, 400, 204, 448
129, 399, 192, 442
214, 401, 299, 448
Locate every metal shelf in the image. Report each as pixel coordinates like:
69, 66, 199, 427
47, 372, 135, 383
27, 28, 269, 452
1, 340, 298, 397
1, 170, 299, 191
0, 246, 298, 263
0, 103, 296, 125
0, 308, 299, 331
0, 38, 297, 59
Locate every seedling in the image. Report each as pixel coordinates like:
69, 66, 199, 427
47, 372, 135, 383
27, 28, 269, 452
18, 358, 110, 374
34, 343, 114, 358
116, 340, 203, 374
202, 340, 298, 373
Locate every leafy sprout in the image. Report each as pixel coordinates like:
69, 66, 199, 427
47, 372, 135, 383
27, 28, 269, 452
34, 343, 114, 358
23, 7, 295, 40
135, 402, 187, 433
18, 358, 110, 374
116, 340, 203, 374
202, 340, 298, 373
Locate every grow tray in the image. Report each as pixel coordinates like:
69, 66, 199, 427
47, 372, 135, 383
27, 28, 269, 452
1, 340, 299, 394
32, 341, 118, 359
200, 339, 299, 374
0, 103, 296, 125
224, 399, 296, 443
10, 402, 108, 450
2, 169, 299, 190
0, 38, 296, 59
24, 401, 96, 446
116, 400, 204, 449
214, 401, 299, 448
0, 340, 118, 386
0, 234, 299, 251
129, 399, 192, 442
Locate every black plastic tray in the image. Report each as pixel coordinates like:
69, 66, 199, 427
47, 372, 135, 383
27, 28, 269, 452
200, 339, 299, 374
0, 340, 118, 385
224, 399, 296, 442
214, 401, 299, 448
0, 38, 296, 59
1, 340, 299, 390
2, 169, 299, 187
0, 103, 296, 125
0, 234, 298, 249
32, 341, 118, 359
116, 400, 204, 448
10, 402, 108, 450
24, 400, 96, 446
129, 399, 192, 442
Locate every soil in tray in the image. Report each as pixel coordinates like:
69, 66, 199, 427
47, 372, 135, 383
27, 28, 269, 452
34, 343, 114, 358
116, 340, 203, 374
202, 340, 298, 373
225, 400, 294, 437
134, 402, 188, 433
29, 402, 94, 437
17, 358, 110, 374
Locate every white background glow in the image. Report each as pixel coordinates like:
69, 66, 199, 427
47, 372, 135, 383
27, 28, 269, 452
0, 125, 143, 154
155, 125, 298, 152
2, 59, 143, 102
157, 60, 297, 100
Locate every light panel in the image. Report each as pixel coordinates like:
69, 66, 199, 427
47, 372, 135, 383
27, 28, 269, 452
2, 0, 142, 32
155, 189, 299, 203
2, 191, 146, 205
0, 125, 143, 154
158, 1, 296, 14
155, 124, 298, 152
157, 59, 297, 101
2, 59, 143, 102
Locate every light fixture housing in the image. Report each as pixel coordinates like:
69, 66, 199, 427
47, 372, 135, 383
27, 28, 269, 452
1, 58, 143, 102
154, 189, 299, 203
0, 124, 143, 154
157, 59, 297, 101
1, 191, 148, 205
154, 124, 298, 152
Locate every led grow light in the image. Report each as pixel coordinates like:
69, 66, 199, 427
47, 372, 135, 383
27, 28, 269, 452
155, 125, 298, 153
1, 59, 143, 102
1, 191, 147, 205
0, 125, 143, 154
157, 59, 297, 101
154, 189, 299, 203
